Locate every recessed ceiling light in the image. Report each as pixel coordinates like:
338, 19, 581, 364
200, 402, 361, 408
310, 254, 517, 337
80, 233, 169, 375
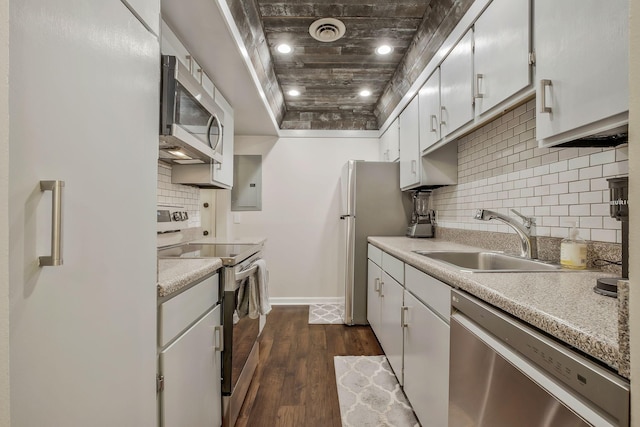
277, 43, 292, 54
375, 45, 393, 55
288, 89, 300, 96
359, 89, 372, 97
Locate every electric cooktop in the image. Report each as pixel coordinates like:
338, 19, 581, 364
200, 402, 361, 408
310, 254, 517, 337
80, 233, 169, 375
157, 243, 262, 266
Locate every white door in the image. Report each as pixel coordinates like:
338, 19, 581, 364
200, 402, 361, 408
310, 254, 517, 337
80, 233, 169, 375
399, 96, 420, 190
403, 291, 450, 427
440, 30, 474, 137
160, 305, 222, 427
474, 0, 531, 116
418, 68, 441, 153
379, 271, 404, 385
535, 0, 628, 144
9, 1, 159, 425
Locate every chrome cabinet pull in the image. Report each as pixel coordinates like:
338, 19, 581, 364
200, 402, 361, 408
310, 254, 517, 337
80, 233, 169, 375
214, 325, 224, 352
540, 79, 552, 113
474, 73, 484, 98
411, 160, 417, 175
440, 106, 447, 126
379, 281, 384, 297
401, 306, 409, 328
39, 180, 64, 267
374, 277, 380, 294
430, 115, 438, 132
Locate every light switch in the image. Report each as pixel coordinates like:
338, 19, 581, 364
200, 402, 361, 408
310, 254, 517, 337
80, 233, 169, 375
233, 213, 241, 224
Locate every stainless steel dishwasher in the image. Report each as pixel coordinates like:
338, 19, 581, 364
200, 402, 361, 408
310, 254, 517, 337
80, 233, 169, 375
449, 290, 629, 427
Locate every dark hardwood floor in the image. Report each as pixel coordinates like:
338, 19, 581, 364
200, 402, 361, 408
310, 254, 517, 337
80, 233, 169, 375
235, 305, 384, 427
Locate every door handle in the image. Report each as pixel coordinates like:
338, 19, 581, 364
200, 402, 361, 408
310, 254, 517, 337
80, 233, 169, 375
374, 277, 380, 294
440, 106, 447, 126
214, 325, 224, 352
539, 79, 552, 113
430, 115, 438, 132
379, 281, 384, 297
39, 180, 64, 267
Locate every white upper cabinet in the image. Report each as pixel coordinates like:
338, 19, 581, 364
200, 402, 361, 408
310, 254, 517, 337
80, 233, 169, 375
535, 0, 629, 147
213, 92, 234, 188
122, 0, 160, 36
440, 30, 474, 138
418, 68, 441, 153
380, 118, 400, 162
474, 0, 531, 117
399, 96, 421, 189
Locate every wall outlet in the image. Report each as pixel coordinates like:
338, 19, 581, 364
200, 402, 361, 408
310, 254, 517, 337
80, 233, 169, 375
233, 212, 241, 224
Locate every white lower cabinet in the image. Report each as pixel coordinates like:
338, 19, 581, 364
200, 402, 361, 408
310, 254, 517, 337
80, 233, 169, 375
379, 271, 405, 384
367, 258, 382, 333
367, 247, 452, 426
403, 291, 450, 427
158, 274, 222, 427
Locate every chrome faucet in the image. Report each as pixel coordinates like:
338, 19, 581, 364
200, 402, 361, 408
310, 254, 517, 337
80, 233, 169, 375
473, 209, 536, 259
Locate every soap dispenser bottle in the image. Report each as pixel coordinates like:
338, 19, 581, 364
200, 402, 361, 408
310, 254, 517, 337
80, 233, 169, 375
560, 222, 587, 269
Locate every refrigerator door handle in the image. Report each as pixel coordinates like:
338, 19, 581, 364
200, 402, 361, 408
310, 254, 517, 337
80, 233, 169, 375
340, 214, 352, 219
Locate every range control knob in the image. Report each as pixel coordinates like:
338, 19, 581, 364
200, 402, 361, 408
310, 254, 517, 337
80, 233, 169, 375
172, 212, 182, 221
182, 212, 189, 220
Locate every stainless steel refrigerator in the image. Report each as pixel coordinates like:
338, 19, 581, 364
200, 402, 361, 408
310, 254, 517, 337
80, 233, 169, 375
340, 160, 411, 325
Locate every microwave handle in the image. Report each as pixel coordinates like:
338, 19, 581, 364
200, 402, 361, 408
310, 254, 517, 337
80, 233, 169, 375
207, 114, 223, 154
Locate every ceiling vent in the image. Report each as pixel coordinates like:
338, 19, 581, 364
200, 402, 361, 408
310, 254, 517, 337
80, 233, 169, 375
309, 18, 346, 42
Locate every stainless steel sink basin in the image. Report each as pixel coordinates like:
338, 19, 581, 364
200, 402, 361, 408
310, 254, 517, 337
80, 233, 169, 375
413, 250, 563, 273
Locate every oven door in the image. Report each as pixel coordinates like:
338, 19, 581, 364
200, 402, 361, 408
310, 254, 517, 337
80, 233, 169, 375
160, 55, 223, 164
221, 254, 262, 397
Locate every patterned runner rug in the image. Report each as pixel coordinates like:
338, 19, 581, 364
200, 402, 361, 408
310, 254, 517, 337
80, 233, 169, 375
308, 303, 344, 324
334, 356, 419, 427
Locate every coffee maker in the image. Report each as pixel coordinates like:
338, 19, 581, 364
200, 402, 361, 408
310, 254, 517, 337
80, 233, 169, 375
406, 190, 435, 238
594, 176, 628, 297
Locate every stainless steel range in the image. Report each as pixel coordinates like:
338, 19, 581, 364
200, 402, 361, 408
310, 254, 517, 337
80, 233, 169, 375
157, 206, 265, 427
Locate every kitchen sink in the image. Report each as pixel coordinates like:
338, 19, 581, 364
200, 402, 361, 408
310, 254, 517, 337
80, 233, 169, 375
413, 250, 563, 273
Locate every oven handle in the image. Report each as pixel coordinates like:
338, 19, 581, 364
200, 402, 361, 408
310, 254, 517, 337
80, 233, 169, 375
235, 264, 258, 282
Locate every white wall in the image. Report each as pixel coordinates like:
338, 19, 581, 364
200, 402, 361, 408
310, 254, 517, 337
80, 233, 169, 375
0, 0, 9, 423
629, 0, 639, 423
230, 135, 379, 303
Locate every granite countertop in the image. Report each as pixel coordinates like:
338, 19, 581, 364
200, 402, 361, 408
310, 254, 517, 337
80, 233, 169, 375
157, 258, 223, 298
368, 236, 630, 379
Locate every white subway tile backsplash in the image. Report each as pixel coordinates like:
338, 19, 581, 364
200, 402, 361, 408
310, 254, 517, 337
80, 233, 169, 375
431, 105, 625, 244
157, 162, 201, 228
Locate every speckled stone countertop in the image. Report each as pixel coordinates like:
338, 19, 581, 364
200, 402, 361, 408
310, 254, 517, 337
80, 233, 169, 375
157, 258, 223, 298
368, 236, 629, 379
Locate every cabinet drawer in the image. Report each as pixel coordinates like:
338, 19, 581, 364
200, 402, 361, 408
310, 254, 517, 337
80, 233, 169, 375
159, 273, 219, 347
368, 244, 383, 266
405, 264, 451, 321
382, 252, 404, 285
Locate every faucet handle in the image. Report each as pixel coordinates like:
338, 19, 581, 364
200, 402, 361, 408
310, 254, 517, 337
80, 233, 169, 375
510, 209, 535, 228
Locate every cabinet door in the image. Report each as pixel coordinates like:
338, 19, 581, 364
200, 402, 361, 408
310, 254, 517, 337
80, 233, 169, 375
160, 305, 222, 427
399, 96, 421, 190
535, 0, 628, 145
367, 259, 382, 332
379, 271, 404, 385
474, 0, 531, 116
403, 291, 450, 427
9, 1, 158, 425
418, 69, 441, 152
380, 118, 400, 162
440, 30, 474, 137
212, 94, 234, 188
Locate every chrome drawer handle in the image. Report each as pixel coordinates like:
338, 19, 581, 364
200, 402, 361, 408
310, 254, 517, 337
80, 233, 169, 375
214, 325, 224, 352
540, 79, 552, 113
39, 180, 64, 267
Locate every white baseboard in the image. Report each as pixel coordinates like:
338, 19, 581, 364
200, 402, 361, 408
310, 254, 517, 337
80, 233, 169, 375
269, 297, 345, 306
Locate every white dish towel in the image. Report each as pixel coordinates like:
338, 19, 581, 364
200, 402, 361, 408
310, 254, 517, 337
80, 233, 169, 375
237, 259, 271, 319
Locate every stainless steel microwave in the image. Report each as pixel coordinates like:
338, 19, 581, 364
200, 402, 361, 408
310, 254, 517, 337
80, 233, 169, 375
159, 55, 224, 164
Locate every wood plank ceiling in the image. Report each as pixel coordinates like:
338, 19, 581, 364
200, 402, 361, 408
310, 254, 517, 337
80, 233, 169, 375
225, 0, 474, 131
257, 0, 431, 130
